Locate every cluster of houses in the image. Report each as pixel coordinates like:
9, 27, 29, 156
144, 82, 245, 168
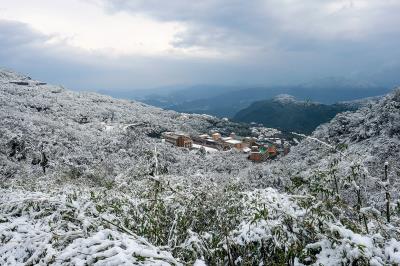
161, 131, 290, 162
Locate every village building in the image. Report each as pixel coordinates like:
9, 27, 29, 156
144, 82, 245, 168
248, 144, 280, 162
205, 139, 220, 148
251, 145, 259, 152
192, 143, 218, 153
267, 145, 278, 157
249, 152, 261, 162
193, 134, 221, 149
249, 151, 266, 162
177, 135, 193, 148
242, 147, 252, 153
162, 130, 289, 161
224, 139, 247, 150
263, 137, 283, 148
212, 132, 221, 140
162, 132, 193, 148
162, 132, 179, 144
243, 137, 257, 146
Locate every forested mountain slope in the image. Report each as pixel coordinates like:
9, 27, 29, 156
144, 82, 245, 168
1, 69, 400, 265
233, 94, 355, 134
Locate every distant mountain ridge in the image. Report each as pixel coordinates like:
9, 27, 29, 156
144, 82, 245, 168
129, 77, 390, 118
233, 95, 357, 134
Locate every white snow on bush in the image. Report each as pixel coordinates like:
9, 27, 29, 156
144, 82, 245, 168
0, 188, 179, 266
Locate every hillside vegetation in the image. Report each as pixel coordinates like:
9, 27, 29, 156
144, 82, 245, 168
1, 70, 400, 265
233, 95, 356, 134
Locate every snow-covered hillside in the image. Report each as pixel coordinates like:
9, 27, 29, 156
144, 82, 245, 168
0, 69, 251, 182
1, 69, 400, 265
272, 89, 400, 203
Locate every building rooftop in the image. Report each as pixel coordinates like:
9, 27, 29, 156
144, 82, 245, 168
243, 147, 252, 153
162, 131, 190, 139
192, 144, 218, 153
225, 139, 242, 145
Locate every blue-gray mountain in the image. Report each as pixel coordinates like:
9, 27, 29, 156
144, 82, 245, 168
107, 77, 389, 118
232, 94, 380, 134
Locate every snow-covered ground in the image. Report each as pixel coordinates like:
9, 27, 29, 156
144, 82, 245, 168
192, 143, 218, 153
1, 69, 400, 265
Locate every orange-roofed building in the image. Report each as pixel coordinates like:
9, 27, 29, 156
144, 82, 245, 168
212, 132, 221, 141
267, 146, 278, 157
249, 152, 264, 162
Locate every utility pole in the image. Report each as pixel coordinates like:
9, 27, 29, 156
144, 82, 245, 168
154, 145, 159, 177
383, 161, 390, 223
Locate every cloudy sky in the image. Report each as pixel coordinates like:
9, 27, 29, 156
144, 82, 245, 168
0, 0, 399, 90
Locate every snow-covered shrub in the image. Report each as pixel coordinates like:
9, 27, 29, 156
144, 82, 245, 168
0, 188, 179, 265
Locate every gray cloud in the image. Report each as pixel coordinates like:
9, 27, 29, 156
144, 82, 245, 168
93, 0, 400, 87
1, 0, 400, 91
99, 0, 400, 51
0, 19, 269, 90
99, 0, 400, 71
100, 0, 280, 50
0, 19, 53, 64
